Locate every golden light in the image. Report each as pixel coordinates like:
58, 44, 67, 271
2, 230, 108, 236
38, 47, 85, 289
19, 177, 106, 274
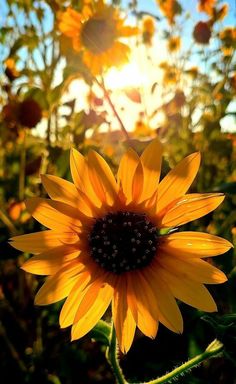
105, 61, 149, 89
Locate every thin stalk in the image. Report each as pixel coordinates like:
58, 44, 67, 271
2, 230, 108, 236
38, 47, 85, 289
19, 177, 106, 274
0, 209, 18, 235
142, 339, 223, 384
0, 321, 27, 373
19, 129, 26, 202
95, 77, 131, 144
46, 115, 52, 145
105, 326, 223, 384
106, 323, 127, 384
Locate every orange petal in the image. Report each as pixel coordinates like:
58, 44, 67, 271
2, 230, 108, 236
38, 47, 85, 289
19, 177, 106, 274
159, 267, 217, 312
34, 259, 87, 305
70, 148, 101, 207
140, 138, 163, 201
87, 150, 118, 206
59, 8, 82, 37
59, 268, 93, 328
157, 152, 201, 213
160, 231, 233, 258
143, 263, 183, 333
10, 230, 78, 254
158, 252, 227, 284
117, 148, 139, 204
127, 272, 158, 338
161, 193, 225, 227
21, 245, 81, 275
112, 275, 136, 353
132, 161, 144, 203
25, 198, 86, 231
41, 174, 94, 217
71, 274, 115, 340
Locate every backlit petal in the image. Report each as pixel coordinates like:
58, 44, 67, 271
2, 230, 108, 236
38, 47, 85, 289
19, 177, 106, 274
112, 275, 136, 354
157, 152, 201, 213
127, 272, 158, 338
143, 263, 183, 333
35, 259, 87, 305
140, 138, 163, 201
21, 245, 81, 275
25, 198, 86, 231
87, 150, 118, 206
41, 174, 94, 217
10, 230, 78, 254
71, 274, 115, 340
159, 267, 217, 312
117, 148, 139, 204
132, 161, 144, 203
160, 231, 233, 258
70, 148, 101, 206
161, 193, 225, 227
59, 268, 93, 328
158, 252, 227, 284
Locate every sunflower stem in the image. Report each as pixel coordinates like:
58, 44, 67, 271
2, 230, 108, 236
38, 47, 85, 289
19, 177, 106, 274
106, 322, 128, 384
142, 339, 223, 384
94, 77, 132, 144
19, 129, 26, 201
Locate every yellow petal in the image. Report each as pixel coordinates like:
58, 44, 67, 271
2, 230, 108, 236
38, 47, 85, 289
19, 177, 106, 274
143, 263, 183, 333
157, 152, 201, 213
140, 138, 163, 201
160, 231, 233, 258
71, 275, 115, 340
127, 272, 158, 338
59, 268, 93, 328
159, 267, 217, 312
117, 148, 139, 204
132, 161, 144, 203
41, 174, 94, 217
161, 193, 225, 227
25, 198, 85, 231
10, 230, 78, 254
70, 148, 101, 207
158, 252, 227, 284
112, 275, 136, 354
21, 245, 81, 275
59, 8, 82, 36
87, 150, 118, 206
35, 260, 86, 305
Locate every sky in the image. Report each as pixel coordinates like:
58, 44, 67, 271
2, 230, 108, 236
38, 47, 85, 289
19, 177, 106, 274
0, 0, 235, 135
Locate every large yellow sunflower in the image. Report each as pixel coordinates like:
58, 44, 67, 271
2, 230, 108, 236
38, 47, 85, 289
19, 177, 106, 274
58, 0, 138, 75
10, 139, 232, 353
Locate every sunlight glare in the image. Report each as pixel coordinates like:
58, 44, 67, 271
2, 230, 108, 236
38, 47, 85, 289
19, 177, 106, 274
105, 61, 149, 89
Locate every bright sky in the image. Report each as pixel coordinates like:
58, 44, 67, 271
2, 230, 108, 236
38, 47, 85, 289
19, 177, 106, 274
0, 0, 235, 135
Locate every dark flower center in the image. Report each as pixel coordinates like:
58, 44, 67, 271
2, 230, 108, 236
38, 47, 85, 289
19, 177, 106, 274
81, 18, 116, 54
88, 211, 158, 274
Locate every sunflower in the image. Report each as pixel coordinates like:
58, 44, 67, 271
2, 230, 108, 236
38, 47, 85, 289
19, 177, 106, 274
167, 36, 181, 52
142, 16, 155, 45
58, 0, 138, 75
156, 0, 182, 25
10, 139, 232, 353
198, 0, 216, 15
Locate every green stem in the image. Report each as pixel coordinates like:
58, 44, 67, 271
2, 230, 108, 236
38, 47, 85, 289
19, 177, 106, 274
142, 339, 223, 384
0, 209, 18, 235
105, 324, 223, 384
19, 129, 26, 201
106, 323, 127, 384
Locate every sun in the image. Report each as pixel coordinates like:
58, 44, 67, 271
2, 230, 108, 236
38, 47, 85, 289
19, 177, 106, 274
105, 61, 149, 89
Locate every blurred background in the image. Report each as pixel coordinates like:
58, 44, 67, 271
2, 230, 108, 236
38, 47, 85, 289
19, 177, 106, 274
0, 0, 236, 383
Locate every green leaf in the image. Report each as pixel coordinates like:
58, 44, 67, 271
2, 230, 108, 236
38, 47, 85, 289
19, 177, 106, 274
89, 320, 111, 346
